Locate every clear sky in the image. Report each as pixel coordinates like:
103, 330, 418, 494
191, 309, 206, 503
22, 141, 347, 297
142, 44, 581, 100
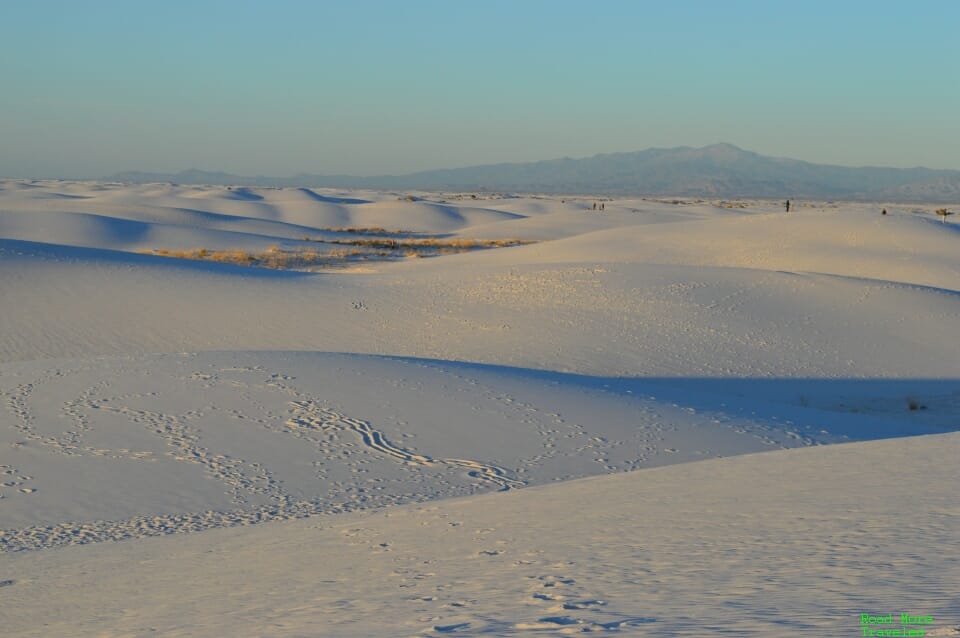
1, 0, 958, 178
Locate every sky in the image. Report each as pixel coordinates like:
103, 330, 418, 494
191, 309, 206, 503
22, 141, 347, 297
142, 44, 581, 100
1, 0, 958, 178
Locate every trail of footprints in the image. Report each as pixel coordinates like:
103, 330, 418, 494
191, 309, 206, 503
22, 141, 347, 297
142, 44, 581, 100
0, 361, 526, 551
98, 402, 285, 505
0, 464, 35, 497
339, 516, 655, 635
0, 356, 810, 552
286, 400, 523, 491
379, 360, 663, 475
0, 498, 404, 553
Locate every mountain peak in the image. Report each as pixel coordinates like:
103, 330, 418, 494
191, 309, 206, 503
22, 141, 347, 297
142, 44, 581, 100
697, 143, 750, 158
107, 145, 960, 201
703, 142, 744, 152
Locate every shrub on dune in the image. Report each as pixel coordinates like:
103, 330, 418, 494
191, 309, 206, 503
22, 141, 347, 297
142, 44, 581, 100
141, 234, 536, 270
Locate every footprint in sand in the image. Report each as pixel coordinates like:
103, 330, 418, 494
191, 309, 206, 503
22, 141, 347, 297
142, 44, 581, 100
288, 401, 524, 491
532, 592, 563, 601
433, 622, 470, 633
514, 616, 582, 630
559, 600, 606, 610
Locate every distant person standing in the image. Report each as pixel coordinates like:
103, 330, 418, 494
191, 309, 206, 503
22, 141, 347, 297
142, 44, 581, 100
785, 199, 791, 212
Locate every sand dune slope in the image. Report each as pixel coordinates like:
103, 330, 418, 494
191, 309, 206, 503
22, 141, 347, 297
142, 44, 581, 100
3, 236, 960, 378
6, 350, 952, 553
2, 432, 956, 637
1, 181, 958, 636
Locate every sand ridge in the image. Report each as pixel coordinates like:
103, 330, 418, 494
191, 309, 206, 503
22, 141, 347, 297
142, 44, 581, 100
0, 180, 957, 635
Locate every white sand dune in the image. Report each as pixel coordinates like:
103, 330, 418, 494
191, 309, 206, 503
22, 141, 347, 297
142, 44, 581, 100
0, 182, 520, 239
2, 433, 956, 637
472, 208, 960, 290
0, 180, 957, 635
6, 349, 950, 550
3, 235, 959, 377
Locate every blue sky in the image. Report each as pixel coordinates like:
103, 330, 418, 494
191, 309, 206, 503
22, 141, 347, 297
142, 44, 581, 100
1, 0, 958, 177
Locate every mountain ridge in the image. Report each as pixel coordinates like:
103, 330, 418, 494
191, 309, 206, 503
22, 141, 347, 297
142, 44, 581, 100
108, 144, 960, 201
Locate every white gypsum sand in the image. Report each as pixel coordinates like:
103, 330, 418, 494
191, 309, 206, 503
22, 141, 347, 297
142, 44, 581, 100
1, 432, 957, 637
0, 180, 957, 636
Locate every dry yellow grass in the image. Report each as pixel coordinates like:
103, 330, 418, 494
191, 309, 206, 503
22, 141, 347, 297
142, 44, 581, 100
319, 237, 536, 249
306, 228, 536, 248
144, 248, 319, 269
314, 226, 412, 235
209, 250, 256, 265
142, 235, 536, 270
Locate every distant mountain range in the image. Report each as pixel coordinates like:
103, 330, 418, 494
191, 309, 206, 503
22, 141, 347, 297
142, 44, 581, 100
109, 144, 960, 201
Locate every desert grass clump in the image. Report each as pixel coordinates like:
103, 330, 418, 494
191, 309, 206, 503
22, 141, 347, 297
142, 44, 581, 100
144, 247, 318, 269
148, 248, 218, 260
209, 250, 255, 265
320, 237, 536, 250
143, 234, 536, 270
319, 226, 410, 235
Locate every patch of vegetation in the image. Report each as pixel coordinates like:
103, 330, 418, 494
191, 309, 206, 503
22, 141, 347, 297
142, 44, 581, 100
310, 237, 536, 250
313, 226, 412, 235
718, 200, 748, 209
143, 246, 373, 269
142, 233, 537, 271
